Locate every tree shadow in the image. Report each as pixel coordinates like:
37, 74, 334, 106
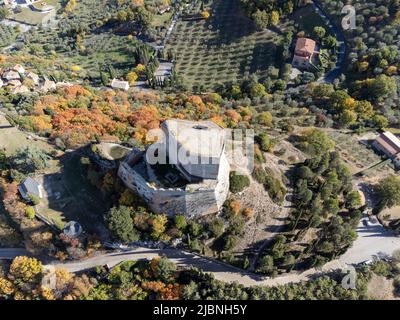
40, 148, 111, 242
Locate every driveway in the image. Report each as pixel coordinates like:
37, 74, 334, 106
312, 0, 347, 83
339, 218, 400, 264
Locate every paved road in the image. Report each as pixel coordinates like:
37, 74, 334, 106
51, 247, 345, 287
339, 218, 400, 264
312, 0, 347, 83
0, 248, 30, 259
2, 218, 400, 288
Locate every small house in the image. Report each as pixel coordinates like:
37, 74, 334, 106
111, 79, 130, 91
18, 177, 43, 202
292, 38, 317, 70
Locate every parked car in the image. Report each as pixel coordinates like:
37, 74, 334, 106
369, 216, 379, 224
362, 260, 373, 266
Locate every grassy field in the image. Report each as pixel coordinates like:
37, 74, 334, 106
152, 11, 173, 28
17, 0, 139, 82
71, 33, 137, 80
326, 130, 395, 177
166, 0, 282, 90
0, 115, 108, 237
327, 131, 382, 173
0, 115, 54, 156
36, 153, 109, 237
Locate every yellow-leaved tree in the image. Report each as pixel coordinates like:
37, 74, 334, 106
9, 256, 43, 284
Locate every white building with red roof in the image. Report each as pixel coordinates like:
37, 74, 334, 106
292, 38, 317, 70
373, 131, 400, 167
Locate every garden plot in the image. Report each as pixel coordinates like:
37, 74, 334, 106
166, 0, 281, 90
326, 131, 392, 175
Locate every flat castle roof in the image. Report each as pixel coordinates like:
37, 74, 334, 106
162, 119, 225, 160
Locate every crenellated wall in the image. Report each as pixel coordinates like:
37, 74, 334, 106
118, 151, 230, 218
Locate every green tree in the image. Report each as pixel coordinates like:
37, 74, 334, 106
257, 255, 275, 274
25, 206, 35, 219
252, 9, 269, 30
299, 130, 335, 157
12, 146, 50, 174
313, 26, 326, 40
174, 215, 187, 230
257, 112, 273, 127
368, 74, 397, 102
345, 191, 362, 210
257, 132, 272, 151
339, 110, 357, 127
155, 257, 177, 283
107, 206, 139, 243
229, 172, 250, 193
372, 114, 389, 129
0, 7, 8, 21
249, 82, 267, 98
376, 175, 400, 208
208, 218, 225, 238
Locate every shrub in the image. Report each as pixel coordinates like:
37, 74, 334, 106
257, 132, 272, 152
252, 166, 267, 184
223, 234, 238, 251
174, 215, 187, 230
28, 194, 40, 205
263, 168, 286, 204
25, 206, 35, 219
229, 172, 250, 193
208, 218, 225, 238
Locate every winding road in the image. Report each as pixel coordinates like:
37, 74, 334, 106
0, 1, 396, 289
0, 246, 344, 287
312, 0, 347, 83
2, 214, 400, 288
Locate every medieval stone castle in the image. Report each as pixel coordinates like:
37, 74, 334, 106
118, 119, 230, 218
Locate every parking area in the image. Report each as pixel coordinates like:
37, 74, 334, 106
339, 216, 400, 265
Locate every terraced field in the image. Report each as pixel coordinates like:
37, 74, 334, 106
166, 0, 282, 91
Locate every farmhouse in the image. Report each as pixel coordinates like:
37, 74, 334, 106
292, 38, 317, 70
118, 119, 230, 218
373, 131, 400, 168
